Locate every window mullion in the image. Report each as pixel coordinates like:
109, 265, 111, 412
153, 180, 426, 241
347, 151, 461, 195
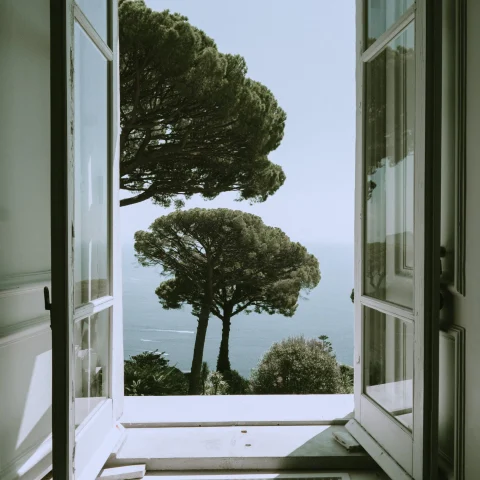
74, 4, 113, 62
74, 296, 114, 322
362, 7, 415, 64
359, 295, 414, 324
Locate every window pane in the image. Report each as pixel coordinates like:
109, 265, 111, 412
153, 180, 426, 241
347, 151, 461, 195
363, 307, 413, 431
367, 0, 414, 47
74, 309, 110, 427
364, 23, 414, 309
74, 23, 109, 308
76, 0, 108, 42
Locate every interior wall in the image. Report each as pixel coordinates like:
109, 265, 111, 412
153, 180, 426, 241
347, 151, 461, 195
455, 0, 480, 476
0, 0, 51, 285
0, 1, 52, 478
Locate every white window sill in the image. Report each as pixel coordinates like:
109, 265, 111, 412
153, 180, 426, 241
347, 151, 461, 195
119, 394, 355, 427
107, 424, 378, 472
109, 395, 384, 473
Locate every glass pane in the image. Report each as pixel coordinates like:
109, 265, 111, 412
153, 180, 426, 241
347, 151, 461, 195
74, 23, 109, 308
76, 0, 108, 42
74, 309, 110, 427
364, 23, 415, 309
364, 307, 413, 431
366, 0, 414, 48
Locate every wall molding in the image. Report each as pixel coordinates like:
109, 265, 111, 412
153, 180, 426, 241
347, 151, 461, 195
439, 325, 465, 480
0, 271, 51, 298
454, 0, 467, 295
0, 315, 50, 348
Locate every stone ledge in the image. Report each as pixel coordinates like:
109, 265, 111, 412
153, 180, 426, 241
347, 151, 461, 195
106, 425, 377, 472
120, 395, 355, 428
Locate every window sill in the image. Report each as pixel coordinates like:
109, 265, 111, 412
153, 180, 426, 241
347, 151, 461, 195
120, 394, 355, 428
107, 424, 378, 472
108, 395, 382, 473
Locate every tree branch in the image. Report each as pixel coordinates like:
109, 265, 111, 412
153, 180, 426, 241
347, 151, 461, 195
120, 188, 155, 207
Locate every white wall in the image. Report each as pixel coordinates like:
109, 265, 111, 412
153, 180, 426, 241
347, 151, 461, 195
0, 0, 51, 285
0, 1, 52, 478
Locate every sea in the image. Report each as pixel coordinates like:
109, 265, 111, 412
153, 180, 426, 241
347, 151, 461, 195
122, 242, 354, 378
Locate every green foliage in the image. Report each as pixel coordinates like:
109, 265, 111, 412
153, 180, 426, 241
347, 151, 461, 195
204, 371, 229, 395
222, 369, 250, 394
249, 336, 344, 394
200, 361, 210, 395
339, 364, 354, 394
134, 208, 320, 375
119, 1, 286, 207
124, 350, 188, 396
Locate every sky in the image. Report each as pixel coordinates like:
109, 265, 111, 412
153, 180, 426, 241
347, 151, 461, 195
120, 0, 356, 247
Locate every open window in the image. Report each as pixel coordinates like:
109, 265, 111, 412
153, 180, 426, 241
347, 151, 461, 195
50, 0, 123, 478
346, 0, 441, 478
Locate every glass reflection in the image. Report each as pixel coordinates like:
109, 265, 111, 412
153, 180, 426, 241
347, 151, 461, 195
74, 309, 110, 427
76, 0, 108, 42
367, 0, 414, 47
364, 23, 414, 309
364, 307, 413, 431
74, 23, 109, 307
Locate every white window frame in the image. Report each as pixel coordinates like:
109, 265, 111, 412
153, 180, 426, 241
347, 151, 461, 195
50, 0, 123, 478
347, 0, 441, 479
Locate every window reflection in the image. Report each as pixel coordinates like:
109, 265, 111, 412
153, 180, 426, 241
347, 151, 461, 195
364, 23, 414, 309
76, 0, 108, 42
74, 309, 110, 427
366, 0, 414, 47
74, 23, 109, 307
364, 307, 413, 431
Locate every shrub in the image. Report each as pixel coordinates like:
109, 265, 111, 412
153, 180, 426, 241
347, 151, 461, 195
339, 364, 354, 394
204, 371, 229, 395
222, 369, 250, 394
249, 336, 343, 394
124, 350, 188, 396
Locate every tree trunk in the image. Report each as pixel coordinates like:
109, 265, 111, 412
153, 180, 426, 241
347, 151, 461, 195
188, 304, 210, 394
188, 261, 213, 394
216, 315, 232, 373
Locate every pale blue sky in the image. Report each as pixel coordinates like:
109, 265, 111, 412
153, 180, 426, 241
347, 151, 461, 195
121, 0, 356, 246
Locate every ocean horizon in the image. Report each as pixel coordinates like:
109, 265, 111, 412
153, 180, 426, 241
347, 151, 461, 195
122, 242, 354, 378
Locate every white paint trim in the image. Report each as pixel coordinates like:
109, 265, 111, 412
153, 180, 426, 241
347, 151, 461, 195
0, 277, 50, 298
359, 295, 415, 324
345, 420, 411, 480
77, 424, 124, 480
353, 0, 365, 429
75, 399, 119, 480
0, 315, 50, 348
109, 0, 125, 422
454, 0, 467, 296
74, 296, 114, 321
439, 326, 465, 480
359, 395, 412, 474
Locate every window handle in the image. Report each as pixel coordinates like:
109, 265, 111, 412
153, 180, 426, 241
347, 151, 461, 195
44, 286, 52, 311
439, 247, 446, 312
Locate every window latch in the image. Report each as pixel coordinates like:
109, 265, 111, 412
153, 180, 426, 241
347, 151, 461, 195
44, 286, 52, 311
